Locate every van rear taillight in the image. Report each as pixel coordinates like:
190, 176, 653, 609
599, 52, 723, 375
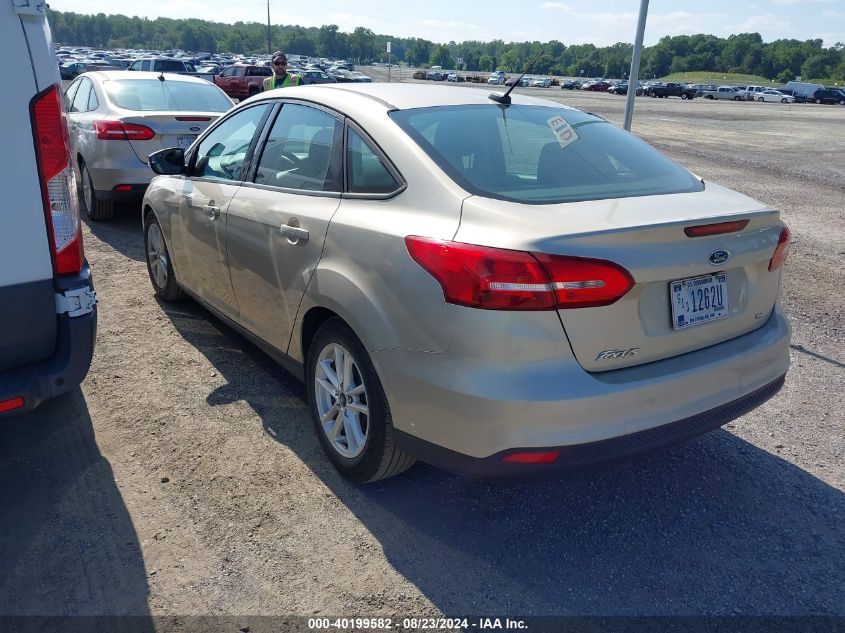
31, 85, 83, 276
405, 237, 634, 311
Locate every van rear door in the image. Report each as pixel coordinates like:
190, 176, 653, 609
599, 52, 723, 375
0, 0, 61, 370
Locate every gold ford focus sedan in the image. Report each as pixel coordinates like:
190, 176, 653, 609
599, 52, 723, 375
142, 83, 791, 482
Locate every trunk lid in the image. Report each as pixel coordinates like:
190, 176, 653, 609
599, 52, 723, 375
453, 184, 785, 372
119, 112, 219, 163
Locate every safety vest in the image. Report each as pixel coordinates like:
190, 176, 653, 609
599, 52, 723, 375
262, 73, 300, 91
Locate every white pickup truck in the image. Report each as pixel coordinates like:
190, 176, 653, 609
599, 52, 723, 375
1, 0, 97, 416
702, 86, 745, 101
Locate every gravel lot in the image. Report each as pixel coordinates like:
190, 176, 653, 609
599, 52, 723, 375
1, 71, 843, 623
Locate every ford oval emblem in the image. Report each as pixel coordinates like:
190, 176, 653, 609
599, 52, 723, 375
189, 126, 202, 132
709, 249, 731, 266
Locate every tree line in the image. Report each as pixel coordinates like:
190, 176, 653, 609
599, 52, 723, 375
47, 10, 845, 81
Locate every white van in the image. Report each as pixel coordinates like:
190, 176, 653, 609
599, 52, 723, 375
0, 0, 97, 416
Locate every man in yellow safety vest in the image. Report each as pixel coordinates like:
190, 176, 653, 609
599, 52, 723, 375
262, 51, 301, 91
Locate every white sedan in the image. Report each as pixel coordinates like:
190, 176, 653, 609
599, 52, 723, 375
756, 90, 795, 104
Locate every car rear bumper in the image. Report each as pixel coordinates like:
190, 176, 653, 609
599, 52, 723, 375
395, 373, 785, 478
0, 265, 97, 417
88, 164, 152, 194
376, 306, 790, 470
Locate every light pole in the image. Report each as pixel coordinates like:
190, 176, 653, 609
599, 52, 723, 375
266, 0, 271, 55
623, 0, 649, 131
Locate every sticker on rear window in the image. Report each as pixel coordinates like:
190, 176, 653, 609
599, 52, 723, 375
547, 115, 579, 149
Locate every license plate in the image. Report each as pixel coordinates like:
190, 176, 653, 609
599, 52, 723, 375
177, 135, 197, 150
670, 273, 729, 330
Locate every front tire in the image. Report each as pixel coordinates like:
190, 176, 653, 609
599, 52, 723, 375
144, 211, 184, 301
306, 318, 415, 482
781, 98, 788, 104
80, 162, 114, 221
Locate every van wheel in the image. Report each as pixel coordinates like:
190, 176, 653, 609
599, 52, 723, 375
306, 318, 415, 483
80, 163, 114, 221
144, 211, 184, 301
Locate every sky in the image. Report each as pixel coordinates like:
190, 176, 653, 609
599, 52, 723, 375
48, 0, 844, 48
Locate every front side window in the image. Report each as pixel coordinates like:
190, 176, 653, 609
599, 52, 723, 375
104, 79, 232, 112
220, 66, 237, 78
254, 104, 341, 192
346, 128, 398, 194
192, 104, 270, 181
390, 105, 702, 204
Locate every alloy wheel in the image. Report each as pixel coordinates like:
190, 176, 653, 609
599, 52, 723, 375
146, 223, 169, 289
314, 343, 369, 459
82, 166, 93, 213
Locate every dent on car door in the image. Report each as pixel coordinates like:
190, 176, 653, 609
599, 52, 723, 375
177, 103, 272, 318
225, 103, 343, 353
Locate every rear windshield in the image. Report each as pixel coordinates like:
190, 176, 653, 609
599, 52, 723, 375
104, 79, 232, 112
389, 105, 702, 204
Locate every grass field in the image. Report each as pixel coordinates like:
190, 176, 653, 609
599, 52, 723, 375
660, 71, 843, 87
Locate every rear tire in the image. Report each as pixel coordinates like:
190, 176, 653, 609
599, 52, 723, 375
144, 210, 184, 301
306, 318, 416, 483
758, 97, 765, 102
80, 163, 114, 221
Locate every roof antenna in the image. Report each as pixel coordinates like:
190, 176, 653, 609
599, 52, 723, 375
489, 49, 544, 105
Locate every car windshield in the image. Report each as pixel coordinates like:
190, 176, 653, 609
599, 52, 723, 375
104, 79, 232, 112
390, 104, 703, 204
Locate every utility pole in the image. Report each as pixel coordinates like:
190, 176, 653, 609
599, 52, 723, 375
623, 0, 649, 131
266, 0, 271, 54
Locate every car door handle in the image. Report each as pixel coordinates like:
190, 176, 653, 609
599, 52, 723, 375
280, 224, 309, 242
204, 205, 220, 220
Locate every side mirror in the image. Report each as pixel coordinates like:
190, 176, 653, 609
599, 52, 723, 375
148, 148, 186, 175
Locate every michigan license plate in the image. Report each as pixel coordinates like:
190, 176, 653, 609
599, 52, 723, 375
670, 273, 729, 330
177, 135, 197, 150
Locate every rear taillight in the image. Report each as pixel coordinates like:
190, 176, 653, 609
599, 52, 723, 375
769, 224, 791, 271
93, 120, 155, 140
405, 237, 634, 311
533, 253, 635, 309
31, 84, 83, 276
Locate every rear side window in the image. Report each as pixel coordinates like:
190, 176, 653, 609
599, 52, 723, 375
153, 60, 186, 72
70, 79, 92, 113
390, 105, 703, 204
346, 128, 399, 194
104, 79, 232, 112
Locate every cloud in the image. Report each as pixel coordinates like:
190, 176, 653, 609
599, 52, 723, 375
540, 2, 573, 10
730, 13, 791, 32
420, 19, 482, 32
821, 9, 845, 16
771, 0, 835, 4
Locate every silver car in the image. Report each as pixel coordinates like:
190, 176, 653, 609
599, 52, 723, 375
142, 84, 791, 482
64, 71, 233, 220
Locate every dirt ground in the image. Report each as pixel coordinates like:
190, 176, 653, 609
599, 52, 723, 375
1, 73, 843, 625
